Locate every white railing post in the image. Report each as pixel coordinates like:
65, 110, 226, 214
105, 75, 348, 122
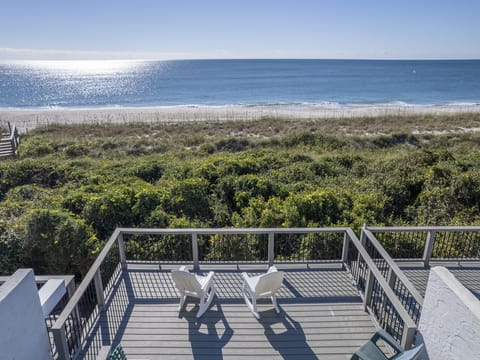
93, 269, 105, 309
52, 324, 70, 360
117, 232, 127, 270
341, 232, 349, 266
422, 230, 436, 267
268, 232, 275, 267
192, 233, 199, 271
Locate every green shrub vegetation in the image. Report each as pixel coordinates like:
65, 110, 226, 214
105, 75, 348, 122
2, 114, 480, 276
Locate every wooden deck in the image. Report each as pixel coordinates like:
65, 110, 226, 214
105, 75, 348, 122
85, 262, 377, 360
399, 260, 480, 299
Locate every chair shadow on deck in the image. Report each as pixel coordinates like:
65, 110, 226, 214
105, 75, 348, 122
181, 303, 233, 360
260, 310, 317, 360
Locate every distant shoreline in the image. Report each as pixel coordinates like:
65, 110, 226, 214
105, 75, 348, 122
2, 104, 480, 133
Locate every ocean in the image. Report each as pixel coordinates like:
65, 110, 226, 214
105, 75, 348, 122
0, 59, 479, 109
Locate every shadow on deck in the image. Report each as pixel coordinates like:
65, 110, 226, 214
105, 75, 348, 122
83, 262, 376, 360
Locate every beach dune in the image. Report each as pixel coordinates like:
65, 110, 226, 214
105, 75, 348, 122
2, 104, 480, 133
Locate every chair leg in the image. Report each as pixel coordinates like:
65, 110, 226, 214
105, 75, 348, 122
242, 283, 260, 319
251, 295, 259, 319
178, 293, 187, 312
242, 284, 260, 319
271, 295, 280, 314
196, 284, 216, 318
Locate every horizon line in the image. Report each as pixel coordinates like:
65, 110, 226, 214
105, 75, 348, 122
2, 57, 480, 62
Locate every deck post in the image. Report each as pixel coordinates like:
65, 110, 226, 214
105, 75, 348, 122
401, 324, 416, 350
117, 232, 127, 270
52, 324, 70, 360
341, 232, 349, 267
360, 226, 367, 246
268, 232, 275, 267
192, 232, 199, 271
93, 269, 105, 310
363, 268, 374, 311
422, 230, 436, 267
387, 267, 397, 289
66, 278, 76, 299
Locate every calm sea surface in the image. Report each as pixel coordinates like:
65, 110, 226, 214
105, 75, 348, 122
0, 59, 479, 109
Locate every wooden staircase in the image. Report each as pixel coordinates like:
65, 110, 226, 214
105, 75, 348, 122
0, 123, 20, 159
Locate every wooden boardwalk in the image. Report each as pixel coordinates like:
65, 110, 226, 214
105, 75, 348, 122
85, 262, 377, 360
399, 260, 480, 299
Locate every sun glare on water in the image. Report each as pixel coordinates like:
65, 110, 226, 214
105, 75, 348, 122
2, 59, 159, 105
17, 59, 146, 75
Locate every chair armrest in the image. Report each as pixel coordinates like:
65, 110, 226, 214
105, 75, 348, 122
372, 329, 404, 353
204, 271, 215, 286
267, 266, 278, 273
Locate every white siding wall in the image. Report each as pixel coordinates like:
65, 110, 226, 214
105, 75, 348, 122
0, 269, 52, 360
418, 266, 480, 360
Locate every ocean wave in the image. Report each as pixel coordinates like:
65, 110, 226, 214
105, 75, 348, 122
2, 101, 480, 113
446, 101, 480, 107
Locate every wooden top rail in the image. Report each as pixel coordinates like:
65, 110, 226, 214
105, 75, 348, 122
362, 228, 424, 307
118, 227, 350, 235
366, 226, 480, 232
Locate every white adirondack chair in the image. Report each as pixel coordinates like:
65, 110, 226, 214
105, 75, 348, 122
171, 266, 216, 318
241, 266, 285, 319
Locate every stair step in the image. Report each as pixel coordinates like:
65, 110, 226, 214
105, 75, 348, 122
0, 126, 19, 160
0, 152, 14, 158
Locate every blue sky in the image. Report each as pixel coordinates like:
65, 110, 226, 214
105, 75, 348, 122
0, 0, 479, 60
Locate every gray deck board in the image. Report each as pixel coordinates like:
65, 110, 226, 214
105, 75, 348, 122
83, 262, 377, 359
397, 260, 480, 299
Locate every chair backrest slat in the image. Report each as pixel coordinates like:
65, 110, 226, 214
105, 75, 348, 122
255, 271, 284, 296
172, 270, 202, 294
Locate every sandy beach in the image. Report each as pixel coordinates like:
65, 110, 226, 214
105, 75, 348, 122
2, 104, 480, 133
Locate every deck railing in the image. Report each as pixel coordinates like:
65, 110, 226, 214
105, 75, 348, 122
365, 226, 480, 265
120, 227, 349, 268
0, 122, 20, 158
51, 229, 122, 360
343, 229, 417, 349
52, 227, 419, 359
9, 123, 20, 155
360, 227, 424, 324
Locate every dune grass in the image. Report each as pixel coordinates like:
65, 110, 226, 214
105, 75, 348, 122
2, 113, 480, 276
